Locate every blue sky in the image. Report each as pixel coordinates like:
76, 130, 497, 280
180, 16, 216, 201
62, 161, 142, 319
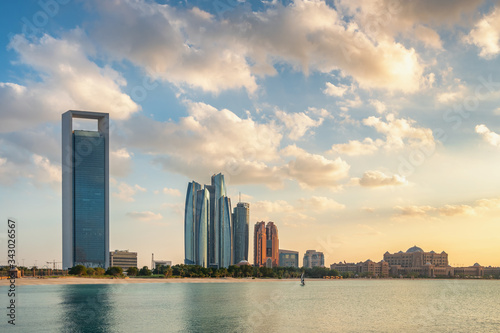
1, 0, 500, 269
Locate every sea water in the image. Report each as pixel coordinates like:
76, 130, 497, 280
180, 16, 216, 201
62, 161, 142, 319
1, 279, 500, 332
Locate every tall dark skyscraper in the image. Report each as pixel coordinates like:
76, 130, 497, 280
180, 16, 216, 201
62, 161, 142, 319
184, 181, 201, 265
184, 173, 233, 268
62, 110, 109, 269
232, 202, 249, 264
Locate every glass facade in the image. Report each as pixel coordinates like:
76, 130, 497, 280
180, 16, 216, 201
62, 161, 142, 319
219, 196, 232, 268
195, 188, 209, 267
184, 181, 201, 265
73, 131, 105, 267
184, 173, 233, 268
232, 202, 249, 264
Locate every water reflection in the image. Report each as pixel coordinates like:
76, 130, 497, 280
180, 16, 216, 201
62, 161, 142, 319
59, 284, 116, 333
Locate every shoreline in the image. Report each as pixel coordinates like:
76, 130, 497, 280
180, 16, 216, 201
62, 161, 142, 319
0, 276, 495, 286
0, 276, 294, 286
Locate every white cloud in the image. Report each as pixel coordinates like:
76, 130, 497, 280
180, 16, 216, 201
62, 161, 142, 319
1, 32, 139, 133
282, 145, 350, 189
394, 205, 436, 218
436, 83, 468, 104
113, 182, 146, 202
475, 124, 500, 147
253, 200, 294, 213
414, 25, 443, 50
329, 138, 382, 156
331, 114, 434, 156
32, 154, 61, 186
323, 82, 348, 97
363, 114, 435, 151
338, 96, 362, 112
127, 101, 283, 187
338, 0, 482, 40
298, 196, 345, 210
91, 0, 426, 93
370, 99, 387, 114
276, 110, 323, 140
356, 171, 408, 187
438, 204, 475, 217
394, 196, 500, 219
163, 188, 182, 196
464, 8, 500, 59
90, 1, 258, 94
306, 107, 333, 119
110, 148, 133, 178
127, 211, 163, 222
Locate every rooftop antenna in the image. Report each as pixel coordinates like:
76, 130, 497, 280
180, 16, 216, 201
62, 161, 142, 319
239, 192, 241, 203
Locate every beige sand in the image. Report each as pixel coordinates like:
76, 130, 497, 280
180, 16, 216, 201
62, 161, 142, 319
0, 276, 292, 286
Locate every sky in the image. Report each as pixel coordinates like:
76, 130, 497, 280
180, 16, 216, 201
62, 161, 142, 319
1, 0, 500, 269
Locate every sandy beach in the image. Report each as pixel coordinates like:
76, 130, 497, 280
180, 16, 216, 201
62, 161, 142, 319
0, 276, 290, 286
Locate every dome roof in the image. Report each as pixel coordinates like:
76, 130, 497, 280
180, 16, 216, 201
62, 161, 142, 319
406, 245, 424, 253
236, 260, 250, 266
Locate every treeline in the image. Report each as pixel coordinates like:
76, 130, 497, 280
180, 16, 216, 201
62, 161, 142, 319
68, 264, 340, 279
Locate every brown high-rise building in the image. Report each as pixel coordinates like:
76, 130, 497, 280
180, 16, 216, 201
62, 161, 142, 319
254, 222, 266, 267
253, 221, 279, 267
266, 222, 279, 267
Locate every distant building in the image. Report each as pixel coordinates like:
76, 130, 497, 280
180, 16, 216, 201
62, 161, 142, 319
330, 262, 359, 274
236, 260, 250, 266
232, 202, 250, 264
484, 266, 500, 277
152, 260, 172, 269
303, 250, 324, 268
184, 181, 201, 266
279, 249, 299, 268
254, 222, 266, 267
266, 222, 279, 267
254, 221, 279, 267
62, 110, 109, 269
383, 246, 448, 267
331, 260, 389, 278
109, 250, 137, 270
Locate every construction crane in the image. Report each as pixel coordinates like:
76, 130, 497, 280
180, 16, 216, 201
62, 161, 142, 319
46, 260, 62, 270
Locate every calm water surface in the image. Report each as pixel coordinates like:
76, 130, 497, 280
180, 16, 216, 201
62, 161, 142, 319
1, 279, 499, 332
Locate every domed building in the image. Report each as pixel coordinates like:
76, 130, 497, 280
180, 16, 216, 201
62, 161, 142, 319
406, 246, 424, 253
383, 245, 448, 268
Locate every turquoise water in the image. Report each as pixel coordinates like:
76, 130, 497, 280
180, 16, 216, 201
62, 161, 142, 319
1, 279, 500, 332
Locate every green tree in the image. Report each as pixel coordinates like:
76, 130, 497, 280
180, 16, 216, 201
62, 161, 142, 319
127, 267, 138, 276
139, 266, 152, 276
164, 266, 173, 278
106, 266, 123, 277
86, 267, 95, 276
69, 265, 87, 276
94, 267, 105, 276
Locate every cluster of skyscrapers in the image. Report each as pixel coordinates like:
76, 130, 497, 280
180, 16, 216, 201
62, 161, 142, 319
61, 111, 320, 271
183, 176, 326, 270
184, 174, 249, 268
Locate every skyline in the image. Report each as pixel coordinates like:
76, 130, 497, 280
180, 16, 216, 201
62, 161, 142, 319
1, 0, 500, 268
